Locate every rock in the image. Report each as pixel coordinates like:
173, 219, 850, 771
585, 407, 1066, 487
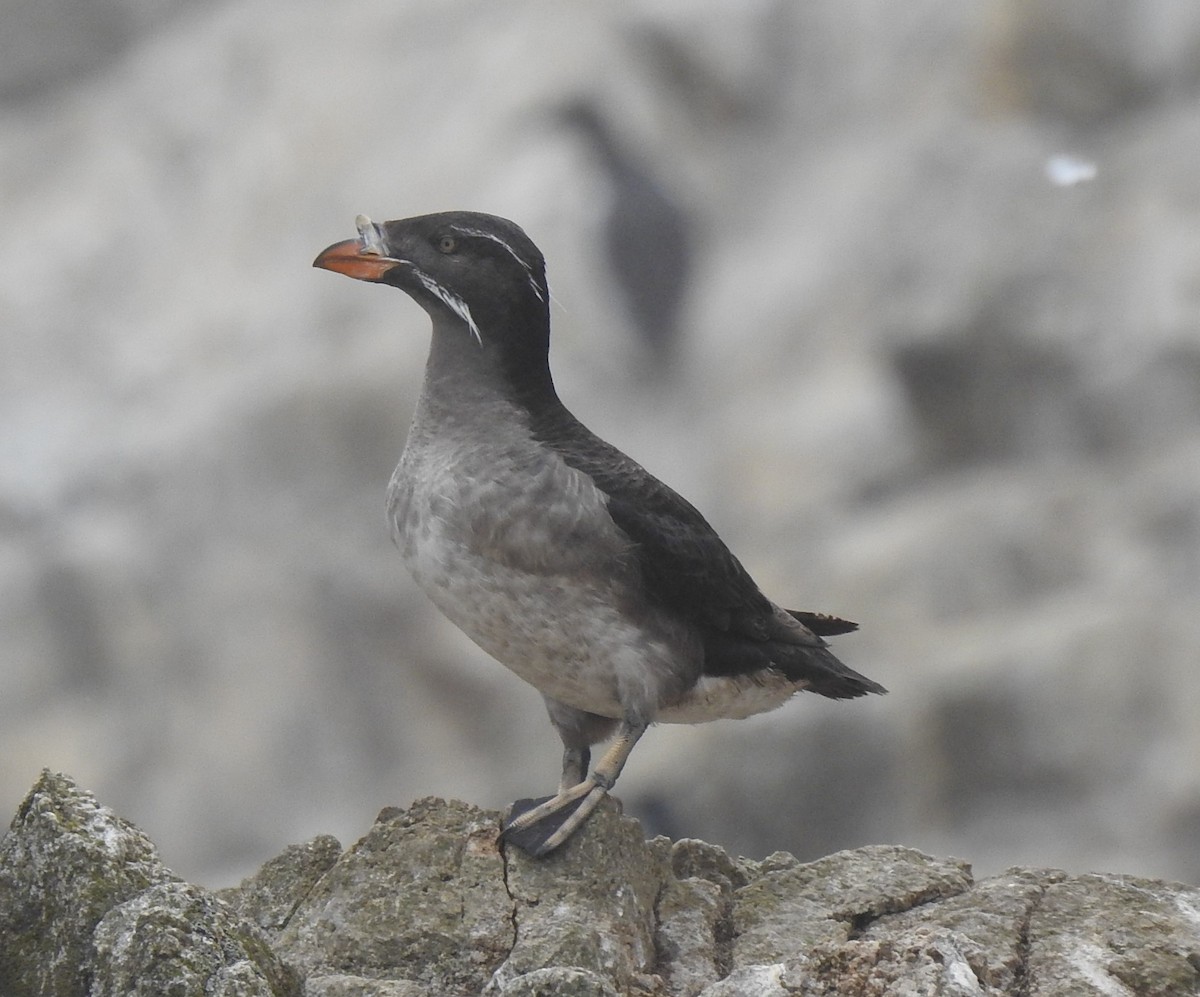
0, 771, 298, 997
1027, 874, 1200, 996
858, 866, 1065, 992
0, 770, 175, 997
496, 966, 622, 997
731, 845, 974, 970
5, 774, 1200, 996
669, 836, 754, 891
218, 834, 344, 934
654, 872, 725, 994
696, 964, 787, 997
274, 797, 511, 995
89, 881, 299, 997
495, 798, 662, 993
303, 974, 432, 997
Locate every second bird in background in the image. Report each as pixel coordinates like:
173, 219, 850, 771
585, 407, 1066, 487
555, 98, 694, 380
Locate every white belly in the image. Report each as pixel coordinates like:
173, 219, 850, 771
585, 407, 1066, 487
657, 672, 803, 723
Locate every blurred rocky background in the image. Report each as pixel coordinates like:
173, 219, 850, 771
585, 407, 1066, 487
2, 0, 1199, 888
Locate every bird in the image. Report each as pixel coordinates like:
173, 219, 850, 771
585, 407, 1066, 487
313, 211, 886, 857
555, 98, 693, 377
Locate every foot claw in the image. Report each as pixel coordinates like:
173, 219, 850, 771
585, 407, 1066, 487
502, 793, 591, 856
501, 719, 648, 857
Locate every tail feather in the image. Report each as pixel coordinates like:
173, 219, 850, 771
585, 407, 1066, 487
702, 604, 886, 699
787, 609, 859, 636
797, 646, 887, 699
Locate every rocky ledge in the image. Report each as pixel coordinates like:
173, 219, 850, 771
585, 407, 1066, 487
1, 772, 1198, 997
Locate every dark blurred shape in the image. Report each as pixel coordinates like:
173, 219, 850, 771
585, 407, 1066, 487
621, 1, 804, 129
926, 683, 1083, 826
891, 308, 1085, 468
895, 317, 1200, 472
983, 0, 1182, 127
1163, 795, 1200, 885
624, 25, 763, 126
556, 98, 693, 379
632, 712, 898, 862
37, 557, 112, 694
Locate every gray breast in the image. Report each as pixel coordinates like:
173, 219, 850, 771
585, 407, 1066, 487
387, 406, 702, 723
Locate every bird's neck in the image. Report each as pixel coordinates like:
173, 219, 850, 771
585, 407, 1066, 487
417, 314, 564, 428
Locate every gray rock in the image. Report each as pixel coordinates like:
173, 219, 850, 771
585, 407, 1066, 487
654, 874, 725, 995
786, 934, 994, 997
494, 798, 662, 993
696, 964, 787, 997
89, 881, 299, 997
304, 974, 433, 997
669, 837, 754, 892
0, 771, 297, 997
1027, 873, 1200, 996
859, 865, 1067, 993
732, 845, 974, 968
495, 966, 621, 997
0, 770, 176, 997
274, 797, 512, 995
219, 834, 344, 934
7, 772, 1200, 995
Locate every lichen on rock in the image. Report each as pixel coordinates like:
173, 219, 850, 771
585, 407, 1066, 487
3, 772, 1199, 996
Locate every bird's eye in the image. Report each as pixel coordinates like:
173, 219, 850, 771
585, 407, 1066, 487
437, 234, 457, 254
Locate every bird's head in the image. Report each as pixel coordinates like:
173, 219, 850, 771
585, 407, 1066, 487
313, 211, 550, 349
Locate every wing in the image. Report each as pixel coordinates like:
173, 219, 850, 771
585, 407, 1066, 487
527, 407, 885, 696
530, 409, 767, 614
604, 483, 772, 631
596, 461, 880, 696
530, 408, 858, 680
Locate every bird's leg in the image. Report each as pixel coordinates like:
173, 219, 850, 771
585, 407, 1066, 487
502, 718, 647, 857
560, 745, 591, 792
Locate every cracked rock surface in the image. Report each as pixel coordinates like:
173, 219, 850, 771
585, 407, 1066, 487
3, 772, 1199, 996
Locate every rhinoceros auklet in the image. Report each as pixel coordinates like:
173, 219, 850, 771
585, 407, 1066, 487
313, 211, 885, 856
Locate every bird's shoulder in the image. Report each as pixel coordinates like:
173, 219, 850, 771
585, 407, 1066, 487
528, 407, 774, 631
